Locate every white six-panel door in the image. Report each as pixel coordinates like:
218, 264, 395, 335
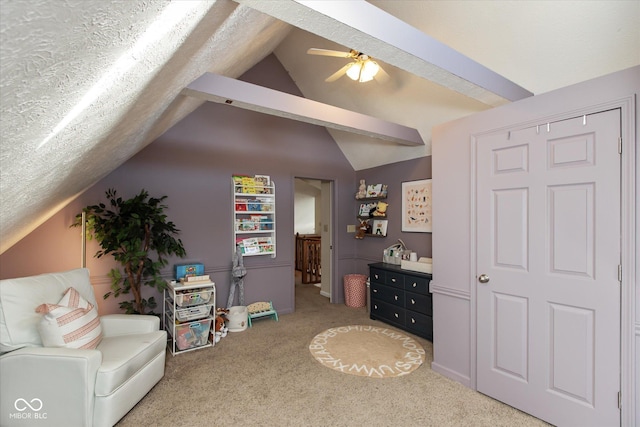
476, 109, 621, 426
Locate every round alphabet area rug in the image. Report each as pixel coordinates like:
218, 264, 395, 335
309, 325, 425, 378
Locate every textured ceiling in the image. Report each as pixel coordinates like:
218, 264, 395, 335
0, 0, 291, 253
1, 0, 639, 254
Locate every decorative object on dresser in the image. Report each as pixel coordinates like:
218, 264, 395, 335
382, 239, 408, 265
369, 262, 433, 341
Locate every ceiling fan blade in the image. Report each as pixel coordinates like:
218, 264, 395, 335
307, 48, 353, 58
373, 64, 391, 83
325, 63, 353, 82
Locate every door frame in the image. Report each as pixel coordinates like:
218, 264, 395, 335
469, 96, 636, 423
292, 176, 336, 302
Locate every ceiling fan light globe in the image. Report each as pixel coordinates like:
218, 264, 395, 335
346, 62, 362, 81
360, 60, 379, 82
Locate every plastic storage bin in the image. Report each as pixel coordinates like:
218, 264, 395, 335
344, 274, 367, 308
175, 305, 210, 322
175, 288, 213, 307
175, 319, 212, 350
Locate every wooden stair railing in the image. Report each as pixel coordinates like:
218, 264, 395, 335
295, 233, 321, 284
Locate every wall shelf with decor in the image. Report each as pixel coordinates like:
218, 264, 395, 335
232, 175, 276, 257
355, 182, 388, 238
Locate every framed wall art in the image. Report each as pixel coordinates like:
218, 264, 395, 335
401, 179, 432, 233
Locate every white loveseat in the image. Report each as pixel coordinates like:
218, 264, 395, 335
0, 268, 167, 427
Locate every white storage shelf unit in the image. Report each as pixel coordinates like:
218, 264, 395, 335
164, 280, 215, 355
233, 178, 276, 257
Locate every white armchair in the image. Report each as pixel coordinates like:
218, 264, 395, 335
0, 268, 167, 427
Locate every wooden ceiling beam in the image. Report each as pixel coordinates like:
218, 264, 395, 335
183, 73, 424, 146
235, 0, 533, 106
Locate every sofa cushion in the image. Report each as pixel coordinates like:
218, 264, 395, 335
0, 268, 96, 353
94, 330, 167, 397
36, 287, 103, 349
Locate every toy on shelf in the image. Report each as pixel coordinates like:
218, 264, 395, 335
355, 179, 367, 199
370, 201, 388, 217
355, 218, 370, 239
246, 301, 278, 327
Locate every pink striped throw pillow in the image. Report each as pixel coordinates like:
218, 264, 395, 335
35, 287, 103, 349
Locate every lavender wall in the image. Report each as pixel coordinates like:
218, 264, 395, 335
0, 55, 358, 315
0, 54, 433, 317
353, 157, 432, 273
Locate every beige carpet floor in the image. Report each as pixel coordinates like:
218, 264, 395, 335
116, 281, 550, 427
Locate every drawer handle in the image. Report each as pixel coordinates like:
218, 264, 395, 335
394, 313, 399, 318
411, 299, 415, 305
391, 278, 396, 283
373, 289, 378, 293
411, 318, 416, 324
374, 304, 378, 309
375, 274, 379, 279
412, 282, 417, 288
394, 295, 398, 301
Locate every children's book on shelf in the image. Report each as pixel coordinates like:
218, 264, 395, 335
254, 175, 271, 194
258, 197, 273, 211
366, 184, 383, 198
257, 236, 274, 252
233, 174, 272, 194
247, 199, 260, 211
232, 175, 248, 193
358, 202, 377, 217
236, 236, 274, 254
240, 238, 260, 254
241, 176, 257, 193
372, 219, 388, 236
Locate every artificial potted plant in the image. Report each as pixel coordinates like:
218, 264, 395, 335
73, 188, 186, 314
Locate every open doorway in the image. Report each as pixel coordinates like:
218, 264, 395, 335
294, 178, 333, 301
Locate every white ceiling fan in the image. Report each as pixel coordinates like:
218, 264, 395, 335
307, 48, 390, 83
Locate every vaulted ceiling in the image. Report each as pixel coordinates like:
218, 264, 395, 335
1, 0, 638, 254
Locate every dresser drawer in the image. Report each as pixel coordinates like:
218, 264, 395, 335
371, 282, 404, 307
368, 262, 433, 341
405, 291, 431, 315
404, 275, 430, 295
371, 300, 405, 325
405, 311, 433, 340
385, 271, 404, 289
370, 267, 385, 284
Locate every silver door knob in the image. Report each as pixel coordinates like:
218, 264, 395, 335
478, 274, 490, 283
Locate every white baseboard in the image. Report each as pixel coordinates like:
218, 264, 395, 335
431, 361, 472, 389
